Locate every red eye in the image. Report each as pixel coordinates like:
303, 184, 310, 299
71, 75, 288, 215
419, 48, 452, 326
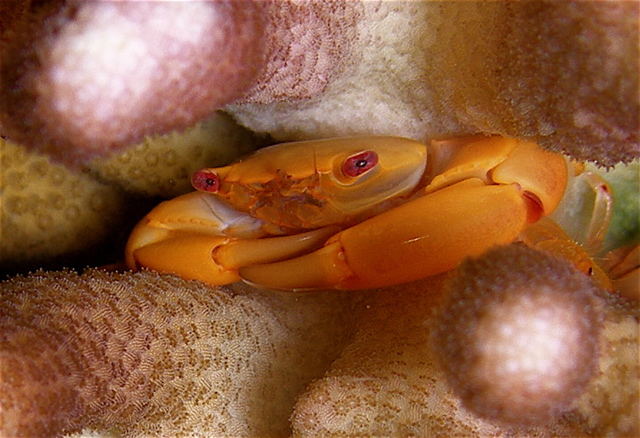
342, 150, 379, 178
191, 169, 220, 192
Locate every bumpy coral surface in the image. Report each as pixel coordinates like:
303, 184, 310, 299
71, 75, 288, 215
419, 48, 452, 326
573, 294, 640, 437
0, 270, 355, 438
0, 1, 361, 164
1, 1, 636, 165
434, 245, 603, 425
0, 138, 126, 269
291, 275, 582, 437
291, 248, 639, 437
89, 111, 262, 197
0, 0, 266, 163
230, 1, 639, 166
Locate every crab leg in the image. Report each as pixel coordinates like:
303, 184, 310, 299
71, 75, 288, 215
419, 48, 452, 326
604, 244, 639, 301
582, 171, 613, 254
211, 226, 341, 269
125, 191, 344, 285
519, 217, 613, 291
240, 179, 531, 290
124, 191, 266, 285
129, 227, 342, 286
126, 192, 266, 261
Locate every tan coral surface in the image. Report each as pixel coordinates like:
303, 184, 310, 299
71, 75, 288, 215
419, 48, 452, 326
89, 112, 263, 197
291, 272, 639, 437
0, 138, 125, 268
0, 270, 355, 438
572, 295, 640, 437
229, 1, 638, 166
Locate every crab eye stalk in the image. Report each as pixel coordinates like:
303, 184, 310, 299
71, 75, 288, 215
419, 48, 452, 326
191, 169, 220, 193
341, 150, 379, 178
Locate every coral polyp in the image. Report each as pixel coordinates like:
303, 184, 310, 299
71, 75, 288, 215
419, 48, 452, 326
434, 244, 604, 425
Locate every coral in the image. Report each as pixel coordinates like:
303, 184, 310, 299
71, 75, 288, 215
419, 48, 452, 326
573, 294, 640, 437
291, 247, 638, 437
0, 270, 355, 438
0, 1, 360, 164
228, 2, 468, 144
2, 2, 636, 165
0, 0, 29, 42
0, 0, 265, 163
230, 1, 639, 166
291, 275, 582, 437
427, 1, 639, 166
433, 245, 603, 425
0, 138, 126, 269
88, 111, 262, 197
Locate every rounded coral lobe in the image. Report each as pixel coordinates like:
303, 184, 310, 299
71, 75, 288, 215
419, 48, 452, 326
434, 244, 604, 426
0, 0, 265, 164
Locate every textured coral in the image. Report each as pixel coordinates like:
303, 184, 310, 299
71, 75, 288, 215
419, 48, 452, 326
0, 270, 355, 438
0, 0, 29, 42
427, 1, 639, 166
434, 245, 603, 425
230, 1, 639, 166
88, 111, 262, 197
291, 275, 582, 437
573, 295, 640, 437
0, 138, 126, 269
0, 0, 266, 162
0, 0, 360, 164
1, 1, 636, 165
291, 248, 639, 437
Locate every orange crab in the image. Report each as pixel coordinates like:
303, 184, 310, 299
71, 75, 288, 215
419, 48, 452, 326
125, 135, 615, 291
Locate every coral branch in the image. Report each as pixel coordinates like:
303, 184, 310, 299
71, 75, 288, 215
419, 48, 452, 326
433, 245, 603, 425
230, 1, 639, 166
0, 0, 361, 165
291, 276, 582, 437
0, 270, 354, 437
0, 0, 266, 163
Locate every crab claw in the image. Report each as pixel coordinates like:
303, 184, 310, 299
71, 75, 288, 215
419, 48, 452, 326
124, 191, 255, 285
125, 191, 342, 286
240, 180, 533, 290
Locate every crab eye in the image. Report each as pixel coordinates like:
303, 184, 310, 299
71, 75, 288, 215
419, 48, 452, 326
191, 169, 220, 192
341, 150, 379, 178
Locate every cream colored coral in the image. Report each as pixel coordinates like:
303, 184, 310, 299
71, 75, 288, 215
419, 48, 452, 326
291, 277, 582, 437
292, 274, 638, 437
89, 111, 262, 197
573, 297, 640, 437
0, 270, 355, 438
0, 138, 125, 267
229, 1, 638, 166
